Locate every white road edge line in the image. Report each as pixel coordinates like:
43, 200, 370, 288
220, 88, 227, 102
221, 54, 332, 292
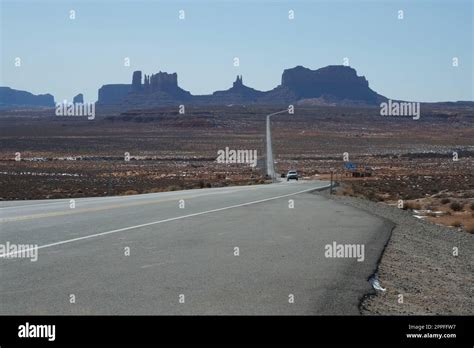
1, 184, 329, 258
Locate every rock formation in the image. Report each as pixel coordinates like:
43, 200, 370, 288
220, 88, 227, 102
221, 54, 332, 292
276, 65, 384, 104
117, 71, 192, 107
141, 71, 191, 98
233, 75, 243, 88
97, 84, 131, 105
211, 75, 264, 103
96, 65, 387, 108
0, 87, 55, 108
131, 71, 142, 92
73, 93, 84, 104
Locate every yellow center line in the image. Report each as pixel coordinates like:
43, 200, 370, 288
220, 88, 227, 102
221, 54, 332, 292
0, 187, 257, 223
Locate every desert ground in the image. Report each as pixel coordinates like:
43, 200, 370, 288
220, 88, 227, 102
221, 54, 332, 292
0, 105, 473, 233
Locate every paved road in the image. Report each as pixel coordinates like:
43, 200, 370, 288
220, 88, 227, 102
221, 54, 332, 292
266, 113, 275, 180
265, 109, 289, 180
0, 181, 392, 315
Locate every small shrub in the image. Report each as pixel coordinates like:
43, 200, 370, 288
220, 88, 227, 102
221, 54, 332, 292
405, 201, 421, 210
451, 220, 462, 228
470, 202, 474, 210
366, 191, 377, 201
123, 190, 138, 196
464, 222, 474, 234
440, 198, 450, 204
450, 202, 463, 212
341, 187, 354, 196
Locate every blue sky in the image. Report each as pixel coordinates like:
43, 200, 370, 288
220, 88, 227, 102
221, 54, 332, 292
1, 0, 472, 103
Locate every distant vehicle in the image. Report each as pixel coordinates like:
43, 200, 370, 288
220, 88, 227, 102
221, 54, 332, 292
287, 170, 298, 181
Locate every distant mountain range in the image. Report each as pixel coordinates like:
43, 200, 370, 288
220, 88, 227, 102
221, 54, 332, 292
0, 87, 55, 109
98, 65, 387, 108
1, 65, 473, 110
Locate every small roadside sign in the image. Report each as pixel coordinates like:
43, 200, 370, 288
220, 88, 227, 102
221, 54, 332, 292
344, 162, 356, 170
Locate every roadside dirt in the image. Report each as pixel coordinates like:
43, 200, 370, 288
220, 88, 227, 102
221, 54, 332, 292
322, 191, 473, 315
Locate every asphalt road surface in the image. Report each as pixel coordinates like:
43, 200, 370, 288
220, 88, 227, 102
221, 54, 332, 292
0, 181, 393, 315
265, 109, 289, 180
265, 113, 275, 179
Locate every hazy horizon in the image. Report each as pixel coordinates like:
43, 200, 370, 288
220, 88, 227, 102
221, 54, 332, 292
1, 0, 473, 103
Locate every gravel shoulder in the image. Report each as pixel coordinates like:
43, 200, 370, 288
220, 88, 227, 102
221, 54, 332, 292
316, 189, 473, 315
